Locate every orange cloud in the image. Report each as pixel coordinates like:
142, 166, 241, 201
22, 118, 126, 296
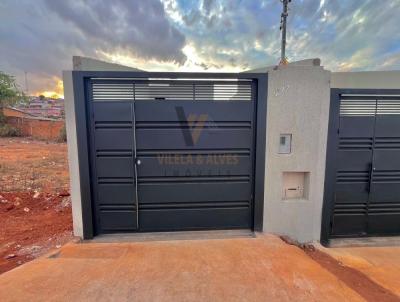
36, 79, 64, 99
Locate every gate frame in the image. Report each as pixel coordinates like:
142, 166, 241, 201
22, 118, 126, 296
321, 88, 400, 245
71, 71, 268, 239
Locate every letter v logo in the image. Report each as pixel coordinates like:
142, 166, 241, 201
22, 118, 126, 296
175, 106, 208, 146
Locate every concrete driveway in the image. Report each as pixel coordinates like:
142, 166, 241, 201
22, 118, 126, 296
0, 234, 394, 302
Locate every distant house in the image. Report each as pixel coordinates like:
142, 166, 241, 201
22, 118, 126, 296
2, 107, 36, 118
19, 97, 65, 119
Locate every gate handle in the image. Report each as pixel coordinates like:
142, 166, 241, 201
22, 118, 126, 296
135, 158, 142, 166
368, 163, 374, 193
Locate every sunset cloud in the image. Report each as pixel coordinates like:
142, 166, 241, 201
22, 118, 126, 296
0, 0, 399, 96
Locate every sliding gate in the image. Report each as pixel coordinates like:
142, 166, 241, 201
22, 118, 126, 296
85, 74, 264, 235
322, 89, 400, 241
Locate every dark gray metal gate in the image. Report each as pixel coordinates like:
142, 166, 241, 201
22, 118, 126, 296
322, 89, 400, 243
78, 73, 266, 236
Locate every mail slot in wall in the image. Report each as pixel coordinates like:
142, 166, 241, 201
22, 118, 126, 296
282, 172, 310, 200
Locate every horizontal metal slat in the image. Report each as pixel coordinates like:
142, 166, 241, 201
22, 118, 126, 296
334, 203, 367, 215
336, 171, 369, 183
368, 203, 400, 213
377, 99, 400, 115
135, 121, 251, 129
374, 137, 400, 149
99, 205, 136, 211
373, 170, 400, 182
339, 137, 373, 150
98, 177, 134, 184
136, 148, 251, 156
92, 83, 134, 101
92, 80, 252, 102
139, 201, 250, 210
138, 175, 250, 184
340, 99, 376, 116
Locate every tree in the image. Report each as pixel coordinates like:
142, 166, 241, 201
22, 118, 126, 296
0, 71, 24, 107
0, 71, 25, 124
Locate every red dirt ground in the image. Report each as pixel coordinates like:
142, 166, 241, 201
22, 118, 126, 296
0, 137, 69, 193
0, 192, 73, 274
0, 138, 399, 301
280, 236, 400, 302
0, 137, 73, 274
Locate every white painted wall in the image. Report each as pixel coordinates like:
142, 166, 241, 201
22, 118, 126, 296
263, 65, 331, 243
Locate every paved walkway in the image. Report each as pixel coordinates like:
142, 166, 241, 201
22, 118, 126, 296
0, 234, 365, 302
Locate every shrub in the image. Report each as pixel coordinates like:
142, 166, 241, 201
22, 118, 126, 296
0, 124, 21, 137
58, 124, 67, 142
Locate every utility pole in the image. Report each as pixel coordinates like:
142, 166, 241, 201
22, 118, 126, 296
280, 0, 291, 65
24, 71, 29, 96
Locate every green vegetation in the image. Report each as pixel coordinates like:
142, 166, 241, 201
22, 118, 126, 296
0, 71, 25, 107
0, 71, 25, 136
0, 124, 21, 137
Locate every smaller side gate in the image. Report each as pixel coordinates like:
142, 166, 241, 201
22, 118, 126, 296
321, 89, 400, 243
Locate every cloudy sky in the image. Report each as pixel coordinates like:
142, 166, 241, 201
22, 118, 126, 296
0, 0, 399, 97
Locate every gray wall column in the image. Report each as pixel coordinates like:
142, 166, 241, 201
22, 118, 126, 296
63, 71, 83, 237
263, 65, 331, 243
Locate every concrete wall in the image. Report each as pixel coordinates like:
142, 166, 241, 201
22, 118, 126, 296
63, 57, 144, 237
332, 71, 400, 89
65, 55, 399, 241
247, 58, 321, 73
64, 57, 332, 241
73, 56, 142, 72
63, 71, 84, 237
263, 64, 331, 243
